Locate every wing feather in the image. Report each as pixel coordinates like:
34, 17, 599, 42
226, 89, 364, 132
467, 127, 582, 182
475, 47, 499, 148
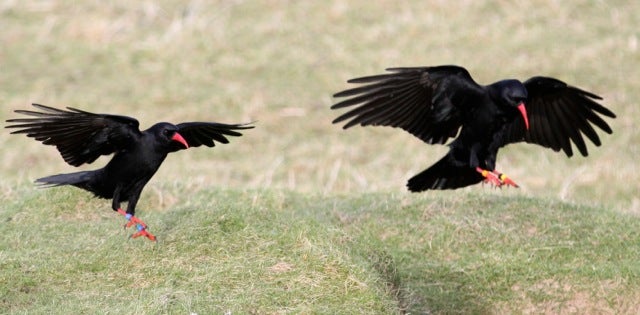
501, 77, 615, 157
6, 103, 141, 166
556, 97, 588, 156
331, 65, 485, 144
171, 121, 254, 152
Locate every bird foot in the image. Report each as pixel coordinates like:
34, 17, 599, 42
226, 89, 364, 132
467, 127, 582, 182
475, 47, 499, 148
130, 224, 156, 241
116, 209, 156, 241
475, 167, 519, 188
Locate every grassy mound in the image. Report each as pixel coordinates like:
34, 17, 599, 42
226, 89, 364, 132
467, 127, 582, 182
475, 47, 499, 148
2, 187, 638, 314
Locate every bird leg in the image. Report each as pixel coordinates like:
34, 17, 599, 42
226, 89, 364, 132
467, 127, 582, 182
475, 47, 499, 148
116, 209, 156, 241
475, 167, 519, 188
130, 224, 156, 241
497, 173, 519, 188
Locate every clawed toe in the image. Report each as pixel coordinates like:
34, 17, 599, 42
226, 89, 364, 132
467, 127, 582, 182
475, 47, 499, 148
116, 209, 156, 241
130, 224, 156, 241
476, 167, 519, 188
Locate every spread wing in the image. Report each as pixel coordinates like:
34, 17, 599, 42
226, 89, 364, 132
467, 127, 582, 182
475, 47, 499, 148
170, 121, 255, 152
5, 103, 141, 166
499, 77, 616, 157
331, 65, 485, 144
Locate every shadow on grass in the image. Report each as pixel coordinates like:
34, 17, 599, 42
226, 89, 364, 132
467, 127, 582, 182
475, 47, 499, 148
332, 195, 496, 314
362, 247, 492, 314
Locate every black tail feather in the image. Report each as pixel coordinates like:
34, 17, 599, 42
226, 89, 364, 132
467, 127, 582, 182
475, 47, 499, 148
407, 156, 483, 192
36, 171, 93, 189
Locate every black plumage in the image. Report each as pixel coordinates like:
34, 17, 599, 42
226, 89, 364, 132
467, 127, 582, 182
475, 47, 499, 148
331, 65, 616, 191
6, 104, 254, 240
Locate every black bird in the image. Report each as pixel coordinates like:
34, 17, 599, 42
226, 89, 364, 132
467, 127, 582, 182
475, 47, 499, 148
331, 65, 616, 191
6, 104, 254, 240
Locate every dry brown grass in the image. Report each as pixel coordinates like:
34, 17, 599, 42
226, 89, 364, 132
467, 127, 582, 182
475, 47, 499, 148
2, 1, 636, 210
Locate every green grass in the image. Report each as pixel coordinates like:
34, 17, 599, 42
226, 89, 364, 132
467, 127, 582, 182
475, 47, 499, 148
2, 188, 640, 314
1, 188, 397, 314
2, 0, 640, 313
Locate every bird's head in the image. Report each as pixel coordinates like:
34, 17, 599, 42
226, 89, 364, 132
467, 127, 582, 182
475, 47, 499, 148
490, 79, 530, 130
148, 122, 189, 150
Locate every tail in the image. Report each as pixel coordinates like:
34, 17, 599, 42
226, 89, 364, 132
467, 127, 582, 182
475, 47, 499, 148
407, 155, 484, 192
36, 171, 93, 189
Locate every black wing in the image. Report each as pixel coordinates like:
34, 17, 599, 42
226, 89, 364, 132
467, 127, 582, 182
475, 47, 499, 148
500, 77, 616, 157
5, 103, 141, 166
331, 65, 485, 144
170, 121, 255, 152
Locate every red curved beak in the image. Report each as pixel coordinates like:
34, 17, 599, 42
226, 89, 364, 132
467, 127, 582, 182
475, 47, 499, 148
171, 132, 189, 149
517, 102, 529, 130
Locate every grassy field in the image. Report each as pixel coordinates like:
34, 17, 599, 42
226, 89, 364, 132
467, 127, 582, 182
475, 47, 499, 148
1, 0, 639, 314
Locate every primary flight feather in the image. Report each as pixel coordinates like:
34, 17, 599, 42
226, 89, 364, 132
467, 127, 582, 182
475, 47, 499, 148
6, 103, 254, 240
331, 65, 616, 191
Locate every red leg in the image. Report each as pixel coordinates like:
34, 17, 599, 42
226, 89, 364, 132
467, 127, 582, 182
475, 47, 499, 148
476, 167, 503, 187
116, 209, 156, 241
117, 209, 148, 229
130, 225, 156, 241
475, 167, 519, 188
495, 172, 519, 188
